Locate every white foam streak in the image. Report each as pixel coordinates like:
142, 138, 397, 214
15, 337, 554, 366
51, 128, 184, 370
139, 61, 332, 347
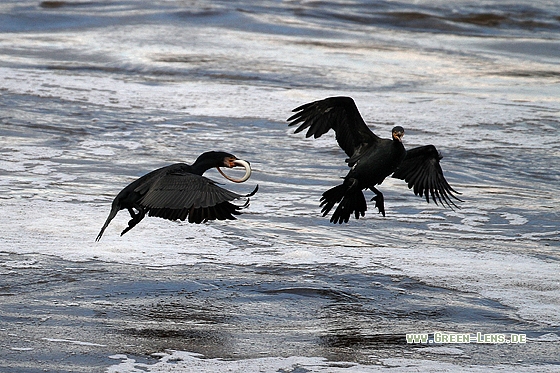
107, 350, 560, 373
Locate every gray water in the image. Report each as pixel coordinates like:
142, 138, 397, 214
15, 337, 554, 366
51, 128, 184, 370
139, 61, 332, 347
1, 1, 559, 372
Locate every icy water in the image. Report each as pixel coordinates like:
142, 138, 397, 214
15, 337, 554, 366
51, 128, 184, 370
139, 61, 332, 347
1, 0, 559, 372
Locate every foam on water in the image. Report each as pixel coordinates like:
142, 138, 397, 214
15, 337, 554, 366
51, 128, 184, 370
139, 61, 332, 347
106, 350, 560, 373
1, 193, 558, 327
1, 64, 559, 369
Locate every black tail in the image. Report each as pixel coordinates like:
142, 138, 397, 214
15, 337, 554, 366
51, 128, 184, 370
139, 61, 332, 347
320, 181, 367, 224
96, 197, 126, 241
96, 204, 119, 241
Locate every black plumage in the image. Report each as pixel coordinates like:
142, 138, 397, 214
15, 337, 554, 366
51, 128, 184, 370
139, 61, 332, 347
288, 96, 461, 224
96, 151, 257, 241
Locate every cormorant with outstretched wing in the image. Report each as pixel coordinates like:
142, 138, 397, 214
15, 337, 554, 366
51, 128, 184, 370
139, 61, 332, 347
288, 96, 461, 224
96, 151, 257, 240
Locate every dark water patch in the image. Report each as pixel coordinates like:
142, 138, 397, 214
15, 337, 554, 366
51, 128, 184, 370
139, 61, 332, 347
2, 1, 212, 34
155, 55, 217, 64
290, 39, 399, 52
493, 70, 560, 79
207, 72, 263, 82
294, 1, 560, 36
377, 11, 460, 32
0, 252, 558, 369
136, 300, 232, 324
0, 4, 125, 33
0, 92, 118, 137
40, 1, 66, 8
484, 40, 560, 59
3, 0, 560, 38
454, 13, 508, 27
124, 327, 227, 343
39, 1, 109, 9
261, 286, 356, 301
172, 8, 230, 20
45, 64, 130, 75
384, 10, 559, 33
320, 332, 407, 348
451, 11, 557, 30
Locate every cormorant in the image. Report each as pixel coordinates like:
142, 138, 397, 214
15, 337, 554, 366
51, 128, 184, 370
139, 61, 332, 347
287, 96, 461, 224
96, 151, 257, 240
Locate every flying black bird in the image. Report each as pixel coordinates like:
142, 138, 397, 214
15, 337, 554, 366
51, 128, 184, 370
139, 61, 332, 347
96, 151, 257, 240
288, 96, 461, 224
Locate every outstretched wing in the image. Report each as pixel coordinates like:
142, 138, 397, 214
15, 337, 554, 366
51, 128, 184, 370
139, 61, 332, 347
287, 96, 380, 165
392, 145, 462, 208
137, 171, 256, 223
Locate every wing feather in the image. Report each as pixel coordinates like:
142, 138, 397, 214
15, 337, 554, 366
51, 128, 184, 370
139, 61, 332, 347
138, 170, 256, 223
140, 173, 242, 208
288, 96, 380, 164
392, 145, 462, 208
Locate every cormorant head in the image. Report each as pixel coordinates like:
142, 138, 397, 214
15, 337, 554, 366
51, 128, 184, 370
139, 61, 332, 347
391, 126, 404, 142
196, 151, 252, 183
194, 151, 231, 166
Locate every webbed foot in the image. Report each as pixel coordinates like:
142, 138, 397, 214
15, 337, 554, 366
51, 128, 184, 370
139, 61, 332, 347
370, 188, 385, 217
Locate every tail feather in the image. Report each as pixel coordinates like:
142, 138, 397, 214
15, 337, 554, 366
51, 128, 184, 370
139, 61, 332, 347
96, 205, 119, 241
320, 183, 367, 224
320, 184, 346, 216
331, 190, 366, 224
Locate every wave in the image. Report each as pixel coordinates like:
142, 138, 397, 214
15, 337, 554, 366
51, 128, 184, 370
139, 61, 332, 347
299, 3, 560, 36
4, 0, 559, 37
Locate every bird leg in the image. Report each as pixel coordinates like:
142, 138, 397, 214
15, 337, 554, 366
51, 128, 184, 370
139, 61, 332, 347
370, 187, 385, 217
121, 206, 146, 236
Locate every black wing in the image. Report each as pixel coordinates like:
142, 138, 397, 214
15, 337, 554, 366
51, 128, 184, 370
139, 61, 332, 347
392, 145, 462, 208
287, 96, 380, 165
137, 171, 256, 223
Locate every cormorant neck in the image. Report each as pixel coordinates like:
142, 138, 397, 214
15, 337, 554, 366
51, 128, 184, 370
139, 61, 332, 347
191, 156, 219, 176
392, 138, 405, 152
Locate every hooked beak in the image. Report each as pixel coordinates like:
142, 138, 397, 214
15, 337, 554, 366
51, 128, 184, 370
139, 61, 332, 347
217, 159, 252, 183
393, 132, 404, 142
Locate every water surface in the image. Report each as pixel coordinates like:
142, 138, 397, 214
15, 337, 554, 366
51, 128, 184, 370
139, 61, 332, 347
1, 0, 559, 372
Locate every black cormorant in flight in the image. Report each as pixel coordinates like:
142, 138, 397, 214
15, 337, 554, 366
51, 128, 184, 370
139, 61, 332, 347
288, 96, 461, 224
96, 151, 257, 240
